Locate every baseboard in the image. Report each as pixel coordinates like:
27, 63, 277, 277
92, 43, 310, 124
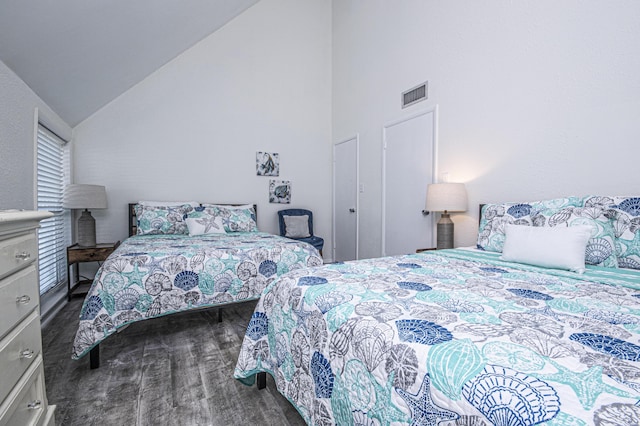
40, 286, 68, 327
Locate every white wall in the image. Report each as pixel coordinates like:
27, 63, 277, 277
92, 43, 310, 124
333, 0, 640, 258
73, 0, 333, 256
0, 60, 71, 209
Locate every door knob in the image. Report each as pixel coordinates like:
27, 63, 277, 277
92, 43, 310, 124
349, 208, 356, 213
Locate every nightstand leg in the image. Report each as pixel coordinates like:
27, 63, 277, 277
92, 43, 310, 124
68, 263, 79, 301
67, 264, 72, 301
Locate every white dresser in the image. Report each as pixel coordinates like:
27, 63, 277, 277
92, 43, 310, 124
0, 211, 56, 426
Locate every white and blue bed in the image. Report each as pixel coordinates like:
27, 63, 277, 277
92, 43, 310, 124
72, 202, 323, 367
234, 196, 640, 425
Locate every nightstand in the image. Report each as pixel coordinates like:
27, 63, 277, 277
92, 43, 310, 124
66, 242, 120, 301
416, 248, 437, 253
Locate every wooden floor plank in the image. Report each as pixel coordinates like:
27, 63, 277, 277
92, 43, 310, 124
42, 298, 306, 426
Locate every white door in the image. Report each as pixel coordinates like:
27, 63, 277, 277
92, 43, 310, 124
333, 136, 359, 261
382, 108, 436, 256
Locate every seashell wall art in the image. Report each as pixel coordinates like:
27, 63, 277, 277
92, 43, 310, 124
256, 151, 279, 176
256, 151, 291, 203
269, 179, 291, 204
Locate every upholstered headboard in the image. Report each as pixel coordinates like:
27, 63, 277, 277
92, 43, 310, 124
128, 203, 258, 237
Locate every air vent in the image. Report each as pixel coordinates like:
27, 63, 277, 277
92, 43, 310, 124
402, 82, 428, 108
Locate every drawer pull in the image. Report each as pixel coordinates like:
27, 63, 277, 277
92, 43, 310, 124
15, 251, 31, 260
27, 400, 42, 410
16, 295, 31, 304
20, 349, 35, 359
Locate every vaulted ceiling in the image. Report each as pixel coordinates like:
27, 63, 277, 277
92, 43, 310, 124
0, 0, 259, 126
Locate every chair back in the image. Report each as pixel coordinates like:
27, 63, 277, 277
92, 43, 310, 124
277, 209, 314, 237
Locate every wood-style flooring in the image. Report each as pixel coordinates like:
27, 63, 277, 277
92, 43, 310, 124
42, 298, 306, 426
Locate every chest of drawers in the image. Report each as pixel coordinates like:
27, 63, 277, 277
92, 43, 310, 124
0, 210, 56, 426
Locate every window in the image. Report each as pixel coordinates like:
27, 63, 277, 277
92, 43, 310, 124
36, 124, 71, 295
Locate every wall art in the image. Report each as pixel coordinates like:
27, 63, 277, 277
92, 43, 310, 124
256, 152, 279, 176
269, 179, 291, 204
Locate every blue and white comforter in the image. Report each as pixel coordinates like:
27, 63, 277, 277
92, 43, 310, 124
234, 249, 640, 425
73, 232, 322, 359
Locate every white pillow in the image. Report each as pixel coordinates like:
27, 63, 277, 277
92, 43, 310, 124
284, 215, 311, 238
185, 215, 226, 236
500, 224, 592, 273
139, 200, 200, 207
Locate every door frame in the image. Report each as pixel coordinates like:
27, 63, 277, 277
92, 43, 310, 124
381, 105, 439, 256
333, 134, 360, 261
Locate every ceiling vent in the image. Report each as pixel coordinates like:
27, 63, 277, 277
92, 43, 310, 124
402, 82, 428, 108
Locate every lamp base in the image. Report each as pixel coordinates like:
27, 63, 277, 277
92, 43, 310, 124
436, 212, 454, 249
77, 209, 96, 247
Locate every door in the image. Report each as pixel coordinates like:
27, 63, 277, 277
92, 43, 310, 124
382, 108, 436, 256
333, 136, 359, 261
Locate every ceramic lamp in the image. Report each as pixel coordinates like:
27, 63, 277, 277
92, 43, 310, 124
63, 184, 107, 247
425, 183, 467, 249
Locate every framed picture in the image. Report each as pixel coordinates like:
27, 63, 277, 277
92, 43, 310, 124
256, 152, 279, 176
269, 180, 291, 204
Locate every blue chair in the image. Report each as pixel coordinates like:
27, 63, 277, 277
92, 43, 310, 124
278, 209, 324, 256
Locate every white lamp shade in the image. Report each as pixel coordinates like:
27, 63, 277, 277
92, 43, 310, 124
63, 184, 107, 209
425, 183, 467, 212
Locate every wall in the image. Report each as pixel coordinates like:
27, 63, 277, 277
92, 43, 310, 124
73, 0, 333, 256
333, 0, 640, 258
0, 60, 71, 209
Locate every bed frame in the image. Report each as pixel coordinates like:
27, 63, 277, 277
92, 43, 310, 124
87, 202, 258, 369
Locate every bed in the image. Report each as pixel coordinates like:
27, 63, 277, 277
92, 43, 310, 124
233, 196, 640, 425
72, 202, 323, 367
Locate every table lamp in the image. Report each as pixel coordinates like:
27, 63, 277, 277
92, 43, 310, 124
425, 183, 467, 249
63, 184, 107, 247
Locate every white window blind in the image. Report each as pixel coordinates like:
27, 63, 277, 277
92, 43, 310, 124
37, 124, 71, 295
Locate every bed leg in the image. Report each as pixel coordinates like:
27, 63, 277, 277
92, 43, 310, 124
90, 345, 100, 369
217, 309, 222, 323
257, 372, 266, 389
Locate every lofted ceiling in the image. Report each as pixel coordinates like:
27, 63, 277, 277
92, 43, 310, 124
0, 0, 259, 126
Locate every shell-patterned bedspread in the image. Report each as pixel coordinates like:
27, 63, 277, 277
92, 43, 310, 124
234, 249, 640, 426
72, 232, 322, 359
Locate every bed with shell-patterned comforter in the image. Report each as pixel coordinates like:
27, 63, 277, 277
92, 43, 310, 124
234, 249, 640, 426
72, 232, 322, 360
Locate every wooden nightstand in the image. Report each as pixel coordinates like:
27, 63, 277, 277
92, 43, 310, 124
67, 242, 120, 301
416, 248, 437, 253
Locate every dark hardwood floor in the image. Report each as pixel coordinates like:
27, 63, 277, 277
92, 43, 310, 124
42, 298, 306, 426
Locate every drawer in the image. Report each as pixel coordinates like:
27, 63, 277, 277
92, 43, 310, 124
0, 311, 42, 404
0, 266, 38, 340
0, 356, 47, 426
0, 233, 37, 280
38, 405, 56, 426
67, 245, 115, 263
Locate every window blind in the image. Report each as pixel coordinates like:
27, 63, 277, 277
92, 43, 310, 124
36, 124, 71, 295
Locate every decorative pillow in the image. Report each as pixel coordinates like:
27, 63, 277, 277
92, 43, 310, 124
478, 197, 618, 268
203, 205, 258, 233
556, 206, 619, 268
501, 224, 592, 273
603, 196, 640, 270
184, 208, 226, 236
138, 200, 200, 207
283, 215, 310, 238
477, 197, 583, 252
135, 204, 194, 235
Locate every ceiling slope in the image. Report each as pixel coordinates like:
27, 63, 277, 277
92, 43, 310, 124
0, 0, 259, 126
